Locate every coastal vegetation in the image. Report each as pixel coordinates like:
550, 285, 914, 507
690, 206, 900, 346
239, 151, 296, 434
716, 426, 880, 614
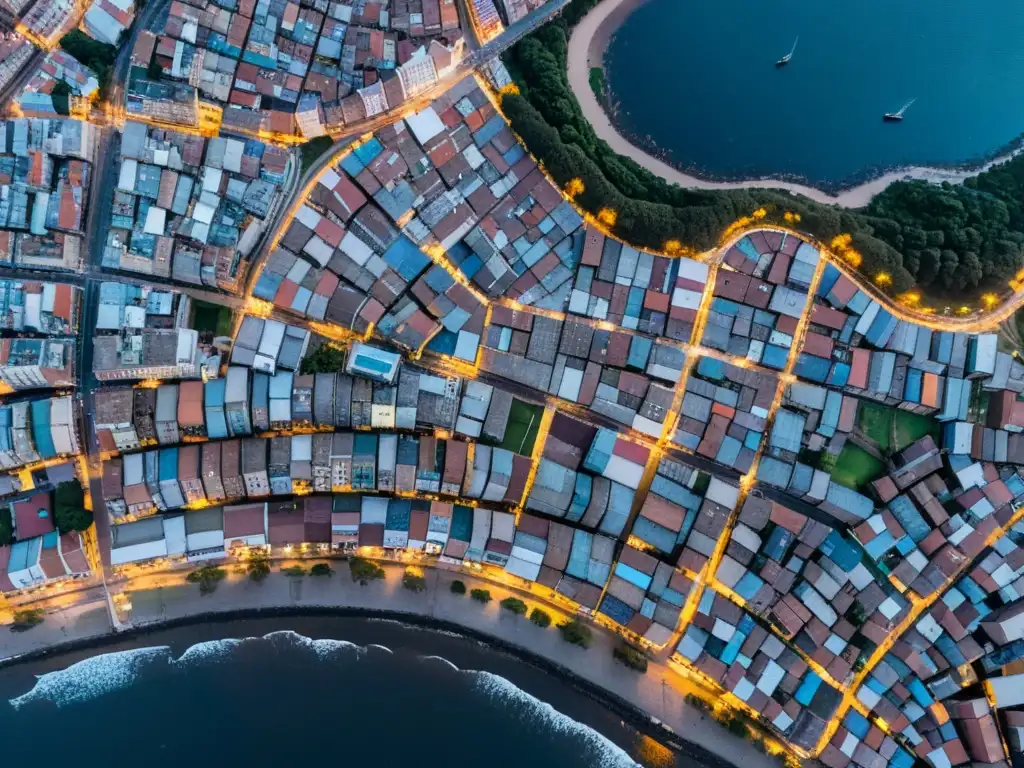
557, 618, 592, 648
349, 556, 385, 585
402, 567, 426, 592
529, 607, 552, 627
500, 596, 528, 615
54, 481, 93, 533
503, 3, 1024, 301
471, 588, 492, 602
613, 642, 648, 672
10, 608, 44, 632
247, 551, 271, 582
0, 508, 11, 546
450, 579, 467, 595
588, 67, 605, 102
187, 565, 227, 595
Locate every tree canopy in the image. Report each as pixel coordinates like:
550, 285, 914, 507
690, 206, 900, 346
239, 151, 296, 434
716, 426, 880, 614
503, 8, 1024, 300
54, 481, 93, 533
300, 344, 346, 374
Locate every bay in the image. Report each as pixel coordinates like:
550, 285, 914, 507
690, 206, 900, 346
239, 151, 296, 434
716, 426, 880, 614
0, 617, 693, 768
603, 0, 1024, 187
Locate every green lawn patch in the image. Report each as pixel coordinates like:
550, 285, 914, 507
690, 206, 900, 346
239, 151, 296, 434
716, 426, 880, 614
856, 402, 892, 452
893, 411, 940, 452
831, 444, 885, 491
498, 399, 542, 455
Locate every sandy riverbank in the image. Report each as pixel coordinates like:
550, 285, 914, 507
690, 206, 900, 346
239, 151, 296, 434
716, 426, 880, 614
566, 0, 1024, 208
0, 563, 782, 768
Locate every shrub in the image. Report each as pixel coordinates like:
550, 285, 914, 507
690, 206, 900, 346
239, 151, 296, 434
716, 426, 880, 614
613, 642, 648, 673
186, 565, 227, 595
714, 709, 749, 738
557, 618, 592, 648
529, 608, 551, 627
470, 588, 492, 603
450, 580, 466, 595
403, 568, 426, 592
349, 556, 385, 585
10, 608, 44, 632
310, 563, 333, 577
500, 597, 528, 615
685, 693, 710, 712
247, 551, 271, 582
282, 565, 307, 577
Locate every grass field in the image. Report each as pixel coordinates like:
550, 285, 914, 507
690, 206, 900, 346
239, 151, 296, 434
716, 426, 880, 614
856, 402, 940, 454
831, 444, 885, 491
499, 399, 542, 456
192, 301, 233, 337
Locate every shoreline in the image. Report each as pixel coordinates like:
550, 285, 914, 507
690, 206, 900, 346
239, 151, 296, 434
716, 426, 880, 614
567, 0, 1024, 208
1, 606, 735, 768
0, 564, 782, 768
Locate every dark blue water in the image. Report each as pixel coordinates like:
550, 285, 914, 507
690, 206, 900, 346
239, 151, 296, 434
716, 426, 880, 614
0, 618, 689, 768
604, 0, 1024, 187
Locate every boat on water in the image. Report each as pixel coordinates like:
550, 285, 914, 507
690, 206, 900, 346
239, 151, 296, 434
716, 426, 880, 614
884, 98, 916, 121
776, 36, 798, 66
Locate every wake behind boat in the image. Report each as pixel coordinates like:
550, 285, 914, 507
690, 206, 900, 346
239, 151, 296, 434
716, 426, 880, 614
776, 36, 798, 66
884, 98, 916, 121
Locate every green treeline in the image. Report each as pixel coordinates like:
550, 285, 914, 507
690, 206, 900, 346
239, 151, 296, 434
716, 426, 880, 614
503, 7, 1024, 300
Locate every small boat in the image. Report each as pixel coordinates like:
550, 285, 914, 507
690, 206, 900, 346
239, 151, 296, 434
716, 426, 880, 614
776, 36, 798, 66
884, 98, 916, 121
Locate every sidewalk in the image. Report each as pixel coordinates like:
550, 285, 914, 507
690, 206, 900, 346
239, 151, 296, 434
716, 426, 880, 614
119, 561, 782, 768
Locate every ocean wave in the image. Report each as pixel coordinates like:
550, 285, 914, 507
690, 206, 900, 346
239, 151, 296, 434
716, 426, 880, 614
422, 655, 461, 671
261, 630, 362, 660
172, 638, 245, 666
9, 646, 171, 710
472, 672, 637, 768
367, 644, 393, 654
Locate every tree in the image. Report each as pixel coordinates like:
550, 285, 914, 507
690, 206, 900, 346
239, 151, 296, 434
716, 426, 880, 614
402, 567, 426, 592
54, 481, 92, 533
450, 580, 466, 595
310, 563, 333, 577
300, 344, 346, 374
10, 608, 44, 632
247, 550, 271, 582
282, 565, 307, 577
0, 508, 11, 546
613, 642, 648, 672
186, 565, 227, 595
349, 556, 384, 585
529, 608, 551, 627
557, 618, 591, 648
470, 588, 491, 603
500, 597, 527, 615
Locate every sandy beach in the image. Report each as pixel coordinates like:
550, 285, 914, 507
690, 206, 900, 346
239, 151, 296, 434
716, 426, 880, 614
566, 0, 1024, 208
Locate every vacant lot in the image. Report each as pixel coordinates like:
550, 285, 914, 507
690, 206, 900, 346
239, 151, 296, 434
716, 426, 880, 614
856, 402, 939, 454
832, 444, 885, 491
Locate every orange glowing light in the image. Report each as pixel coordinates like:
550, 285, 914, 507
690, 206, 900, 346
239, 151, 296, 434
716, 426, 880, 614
875, 272, 892, 287
596, 208, 617, 227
